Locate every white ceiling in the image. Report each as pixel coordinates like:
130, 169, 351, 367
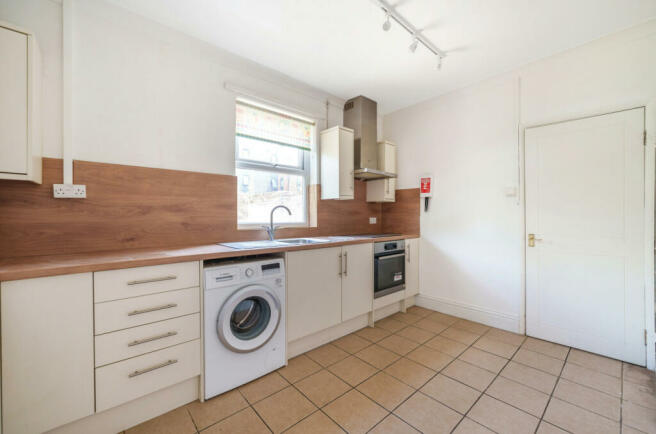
106, 0, 656, 114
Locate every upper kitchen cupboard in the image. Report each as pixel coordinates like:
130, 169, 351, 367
367, 141, 397, 202
0, 23, 41, 183
320, 126, 354, 200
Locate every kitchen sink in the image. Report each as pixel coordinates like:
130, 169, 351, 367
278, 238, 331, 245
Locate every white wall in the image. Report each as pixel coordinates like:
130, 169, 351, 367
2, 0, 344, 175
384, 19, 656, 333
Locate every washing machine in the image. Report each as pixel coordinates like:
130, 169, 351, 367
203, 257, 286, 400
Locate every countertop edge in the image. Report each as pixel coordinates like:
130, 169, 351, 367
0, 234, 419, 282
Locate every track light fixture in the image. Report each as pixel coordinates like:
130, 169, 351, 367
437, 56, 443, 70
409, 36, 418, 53
382, 13, 391, 31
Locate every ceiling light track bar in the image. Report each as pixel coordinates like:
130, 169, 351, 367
373, 0, 446, 59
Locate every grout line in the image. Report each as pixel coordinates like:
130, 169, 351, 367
534, 346, 571, 434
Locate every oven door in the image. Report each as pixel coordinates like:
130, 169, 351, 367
374, 252, 405, 298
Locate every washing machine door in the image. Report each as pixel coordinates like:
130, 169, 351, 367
217, 284, 281, 353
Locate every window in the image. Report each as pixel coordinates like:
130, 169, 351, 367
235, 101, 314, 226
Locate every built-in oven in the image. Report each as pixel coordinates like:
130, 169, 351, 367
374, 240, 405, 298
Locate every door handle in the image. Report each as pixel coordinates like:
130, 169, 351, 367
527, 234, 543, 247
338, 253, 343, 276
344, 252, 348, 277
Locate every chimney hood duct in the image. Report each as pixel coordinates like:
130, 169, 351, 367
343, 96, 397, 180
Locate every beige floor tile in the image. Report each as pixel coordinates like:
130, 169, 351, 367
473, 335, 519, 359
567, 349, 622, 377
377, 334, 420, 356
283, 410, 344, 434
126, 406, 196, 434
468, 395, 539, 434
453, 418, 495, 433
390, 311, 424, 325
621, 425, 649, 434
536, 421, 569, 434
331, 333, 371, 354
440, 327, 480, 345
623, 362, 656, 386
295, 369, 351, 407
323, 389, 387, 434
278, 354, 322, 383
484, 328, 526, 346
560, 362, 621, 396
394, 392, 462, 433
452, 319, 490, 335
623, 380, 656, 410
252, 386, 316, 433
543, 397, 619, 434
328, 355, 378, 386
375, 316, 407, 333
458, 347, 507, 374
622, 400, 656, 434
486, 376, 550, 417
428, 311, 459, 326
202, 407, 270, 434
442, 360, 496, 391
553, 378, 620, 420
414, 317, 449, 334
406, 345, 453, 371
384, 357, 436, 389
512, 348, 564, 376
420, 374, 480, 414
357, 371, 414, 411
521, 337, 569, 360
305, 344, 349, 367
355, 326, 391, 343
395, 325, 435, 344
239, 371, 290, 404
424, 335, 468, 357
187, 389, 249, 430
355, 344, 401, 369
369, 414, 420, 433
406, 306, 433, 318
500, 361, 557, 394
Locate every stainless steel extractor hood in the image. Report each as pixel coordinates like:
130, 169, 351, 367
343, 96, 397, 180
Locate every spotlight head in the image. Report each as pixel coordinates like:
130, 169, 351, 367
382, 14, 391, 31
409, 37, 418, 53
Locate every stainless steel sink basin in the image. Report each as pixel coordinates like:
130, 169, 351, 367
278, 238, 331, 245
219, 240, 288, 249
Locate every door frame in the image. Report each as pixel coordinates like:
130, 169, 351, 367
519, 103, 656, 370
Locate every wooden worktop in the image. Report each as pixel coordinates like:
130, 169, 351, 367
0, 234, 418, 282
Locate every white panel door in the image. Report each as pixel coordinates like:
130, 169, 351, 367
525, 108, 645, 365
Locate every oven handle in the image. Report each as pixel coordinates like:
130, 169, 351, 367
376, 253, 405, 260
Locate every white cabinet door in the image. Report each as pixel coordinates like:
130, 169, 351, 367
1, 273, 94, 434
0, 26, 28, 175
341, 243, 373, 321
367, 141, 397, 202
405, 238, 420, 297
287, 247, 343, 341
321, 126, 354, 200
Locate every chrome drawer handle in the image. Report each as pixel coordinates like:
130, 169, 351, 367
128, 359, 178, 378
128, 303, 178, 316
378, 253, 405, 260
127, 275, 177, 286
128, 331, 178, 347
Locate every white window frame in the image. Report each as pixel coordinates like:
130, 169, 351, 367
235, 100, 314, 228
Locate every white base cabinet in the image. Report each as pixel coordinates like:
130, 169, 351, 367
405, 238, 420, 297
1, 273, 94, 434
341, 243, 373, 321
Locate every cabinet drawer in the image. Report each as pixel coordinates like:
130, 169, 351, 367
95, 287, 200, 334
95, 313, 200, 367
94, 262, 199, 302
95, 339, 200, 412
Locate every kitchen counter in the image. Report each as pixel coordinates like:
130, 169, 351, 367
0, 234, 418, 281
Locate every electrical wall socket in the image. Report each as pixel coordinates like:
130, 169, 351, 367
369, 217, 377, 224
53, 184, 87, 198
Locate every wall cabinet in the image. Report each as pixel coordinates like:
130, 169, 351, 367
320, 126, 354, 200
367, 141, 397, 202
0, 23, 41, 183
405, 238, 420, 297
1, 273, 94, 434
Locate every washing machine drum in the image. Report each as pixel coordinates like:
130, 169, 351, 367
217, 284, 281, 353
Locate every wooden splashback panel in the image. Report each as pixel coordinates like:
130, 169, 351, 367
382, 188, 420, 235
0, 158, 419, 258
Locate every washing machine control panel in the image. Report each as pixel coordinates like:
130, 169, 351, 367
245, 267, 255, 278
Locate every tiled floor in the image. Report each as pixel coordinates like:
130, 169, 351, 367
124, 307, 656, 434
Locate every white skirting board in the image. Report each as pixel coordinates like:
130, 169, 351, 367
415, 294, 521, 333
288, 297, 415, 358
47, 377, 199, 434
